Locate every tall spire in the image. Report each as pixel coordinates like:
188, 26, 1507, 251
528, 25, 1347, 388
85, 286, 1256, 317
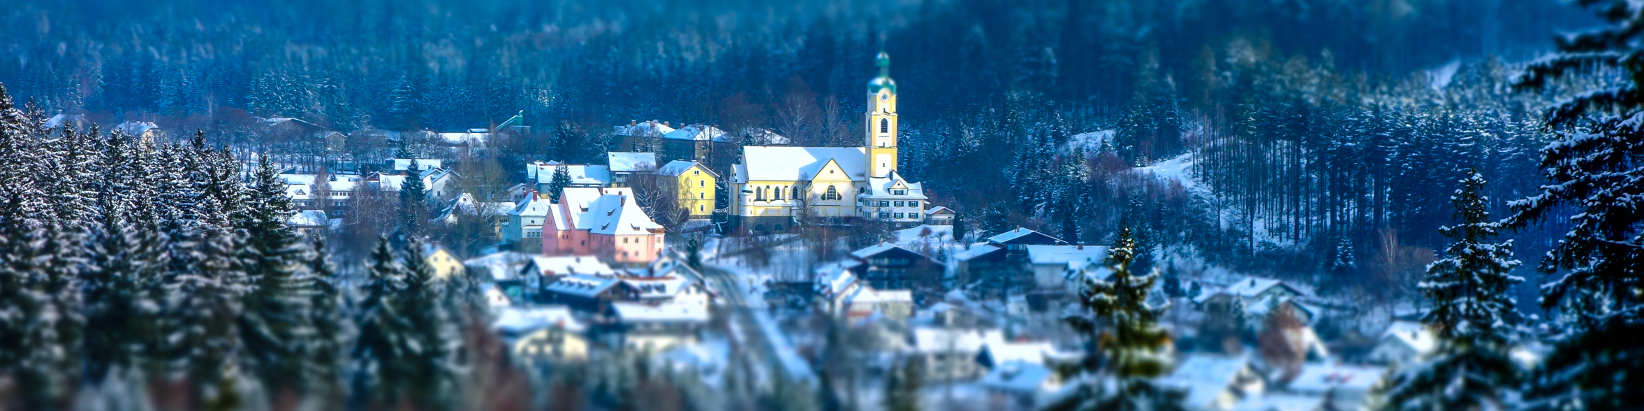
876, 51, 891, 77
868, 51, 897, 94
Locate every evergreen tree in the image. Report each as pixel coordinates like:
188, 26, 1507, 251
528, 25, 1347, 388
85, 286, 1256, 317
351, 236, 413, 408
1510, 1, 1644, 407
1048, 227, 1184, 411
306, 236, 349, 397
82, 191, 152, 381
882, 356, 923, 411
239, 155, 318, 394
400, 238, 458, 406
1381, 170, 1523, 409
399, 161, 428, 236
547, 163, 571, 204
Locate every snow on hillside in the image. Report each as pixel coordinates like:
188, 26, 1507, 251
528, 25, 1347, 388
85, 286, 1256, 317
1131, 152, 1203, 194
1065, 129, 1115, 157
1430, 59, 1461, 90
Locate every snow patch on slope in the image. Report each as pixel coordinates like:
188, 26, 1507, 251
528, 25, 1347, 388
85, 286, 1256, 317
1430, 59, 1461, 90
1065, 129, 1115, 156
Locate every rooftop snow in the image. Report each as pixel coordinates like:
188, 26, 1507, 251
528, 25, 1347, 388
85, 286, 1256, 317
979, 361, 1056, 393
607, 152, 658, 173
463, 251, 538, 281
1286, 363, 1385, 394
493, 306, 586, 334
954, 244, 1004, 261
612, 301, 711, 323
1380, 321, 1437, 354
524, 256, 616, 277
656, 160, 714, 177
863, 170, 927, 199
614, 120, 676, 137
739, 146, 867, 182
1025, 245, 1109, 266
541, 274, 623, 298
662, 124, 730, 142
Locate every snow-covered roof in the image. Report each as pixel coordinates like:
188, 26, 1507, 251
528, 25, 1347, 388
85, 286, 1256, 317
607, 152, 658, 173
1380, 321, 1437, 354
44, 113, 88, 129
1161, 354, 1250, 408
849, 242, 923, 260
541, 274, 624, 298
280, 173, 364, 200
739, 146, 867, 182
925, 206, 955, 216
863, 170, 927, 200
612, 301, 710, 324
493, 306, 586, 334
287, 210, 329, 227
390, 158, 443, 171
589, 193, 663, 236
655, 160, 715, 177
511, 194, 553, 218
621, 275, 693, 300
982, 340, 1061, 365
1227, 277, 1303, 299
815, 267, 860, 298
373, 169, 451, 192
463, 251, 538, 281
986, 227, 1063, 245
524, 256, 616, 277
1286, 363, 1385, 394
528, 161, 611, 186
911, 327, 1005, 354
842, 286, 912, 306
954, 244, 1003, 261
662, 124, 730, 142
613, 120, 675, 137
1025, 245, 1109, 266
979, 361, 1056, 394
438, 131, 488, 145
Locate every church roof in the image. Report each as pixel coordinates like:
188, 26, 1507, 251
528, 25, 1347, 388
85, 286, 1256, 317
739, 146, 867, 182
869, 51, 896, 94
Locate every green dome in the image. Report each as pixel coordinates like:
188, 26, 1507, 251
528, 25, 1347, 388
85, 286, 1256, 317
868, 51, 896, 94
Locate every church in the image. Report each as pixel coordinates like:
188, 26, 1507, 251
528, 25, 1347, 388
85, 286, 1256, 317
729, 52, 929, 232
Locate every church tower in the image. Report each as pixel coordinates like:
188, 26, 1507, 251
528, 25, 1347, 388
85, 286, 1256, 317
866, 51, 898, 178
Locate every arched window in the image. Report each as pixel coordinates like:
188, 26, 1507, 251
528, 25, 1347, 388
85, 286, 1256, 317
824, 185, 840, 200
880, 118, 889, 134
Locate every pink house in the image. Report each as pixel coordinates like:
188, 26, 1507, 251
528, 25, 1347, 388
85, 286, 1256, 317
543, 187, 666, 264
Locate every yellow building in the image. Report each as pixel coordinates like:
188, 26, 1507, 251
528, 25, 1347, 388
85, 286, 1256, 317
656, 160, 718, 219
423, 244, 464, 280
729, 51, 927, 232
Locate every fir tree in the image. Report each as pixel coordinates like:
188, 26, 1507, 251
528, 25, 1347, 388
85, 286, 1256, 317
1510, 1, 1644, 408
1048, 227, 1184, 411
1381, 170, 1523, 409
400, 238, 458, 406
82, 191, 151, 381
399, 160, 428, 236
351, 236, 413, 408
547, 163, 571, 204
306, 236, 350, 397
239, 155, 318, 394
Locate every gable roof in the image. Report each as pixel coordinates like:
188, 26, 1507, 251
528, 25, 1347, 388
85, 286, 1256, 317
1024, 245, 1110, 266
528, 162, 612, 186
614, 120, 675, 137
740, 146, 867, 182
863, 170, 928, 199
849, 242, 933, 262
607, 152, 658, 173
510, 195, 553, 218
463, 251, 538, 281
522, 256, 616, 277
656, 160, 716, 177
554, 187, 662, 235
1380, 321, 1437, 354
986, 227, 1065, 246
541, 274, 624, 298
925, 206, 955, 216
954, 244, 1004, 262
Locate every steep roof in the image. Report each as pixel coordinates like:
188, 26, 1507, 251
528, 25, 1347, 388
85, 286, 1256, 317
954, 244, 1004, 262
1380, 321, 1437, 354
607, 152, 658, 173
555, 187, 661, 235
523, 255, 616, 277
740, 146, 867, 182
541, 274, 624, 298
656, 160, 716, 177
1024, 245, 1109, 266
863, 170, 928, 200
510, 195, 553, 218
613, 119, 676, 137
848, 242, 933, 262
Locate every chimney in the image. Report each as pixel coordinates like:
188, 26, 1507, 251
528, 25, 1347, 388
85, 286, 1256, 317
664, 121, 671, 127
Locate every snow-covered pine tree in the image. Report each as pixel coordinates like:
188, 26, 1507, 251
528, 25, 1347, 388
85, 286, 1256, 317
83, 190, 152, 381
1048, 227, 1184, 411
1509, 1, 1644, 408
400, 238, 458, 406
306, 236, 350, 397
1380, 170, 1523, 409
239, 155, 318, 394
178, 217, 252, 409
398, 160, 428, 236
548, 163, 571, 204
350, 236, 412, 408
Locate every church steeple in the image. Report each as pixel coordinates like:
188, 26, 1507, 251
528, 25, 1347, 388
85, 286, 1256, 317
866, 51, 898, 178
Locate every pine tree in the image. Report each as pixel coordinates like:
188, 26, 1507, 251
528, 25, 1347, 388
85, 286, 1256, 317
83, 191, 152, 380
882, 356, 923, 411
239, 155, 318, 394
351, 236, 412, 408
401, 238, 458, 406
548, 163, 571, 204
1048, 227, 1184, 411
1509, 1, 1644, 408
306, 237, 350, 398
399, 160, 428, 236
1381, 170, 1523, 409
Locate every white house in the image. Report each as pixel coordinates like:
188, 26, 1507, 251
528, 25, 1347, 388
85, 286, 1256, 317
504, 193, 553, 251
1366, 321, 1437, 365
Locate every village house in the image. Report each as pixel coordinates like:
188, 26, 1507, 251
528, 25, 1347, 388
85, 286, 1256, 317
1025, 244, 1110, 291
517, 255, 618, 301
1193, 277, 1316, 324
606, 152, 658, 187
845, 243, 944, 293
542, 187, 666, 264
527, 161, 612, 189
909, 326, 1006, 382
280, 172, 364, 216
613, 119, 675, 153
369, 166, 455, 200
728, 52, 930, 231
1365, 321, 1436, 366
605, 300, 710, 353
923, 206, 956, 226
654, 160, 718, 220
493, 306, 589, 362
660, 124, 731, 164
503, 192, 553, 252
953, 227, 1067, 290
814, 268, 914, 321
422, 243, 464, 279
979, 361, 1062, 409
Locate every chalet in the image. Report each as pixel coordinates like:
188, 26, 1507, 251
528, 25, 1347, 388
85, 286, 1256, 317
1193, 277, 1314, 324
504, 192, 552, 252
539, 274, 634, 313
369, 167, 455, 200
613, 120, 675, 153
841, 243, 944, 294
909, 327, 1005, 381
660, 124, 731, 164
814, 269, 914, 321
1024, 245, 1109, 291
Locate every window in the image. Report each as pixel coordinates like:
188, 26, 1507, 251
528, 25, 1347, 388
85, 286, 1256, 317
699, 180, 704, 187
699, 205, 705, 212
699, 193, 704, 199
776, 187, 783, 200
823, 185, 840, 201
879, 212, 890, 219
756, 187, 764, 201
880, 201, 889, 207
880, 118, 889, 133
894, 213, 904, 219
894, 201, 904, 207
